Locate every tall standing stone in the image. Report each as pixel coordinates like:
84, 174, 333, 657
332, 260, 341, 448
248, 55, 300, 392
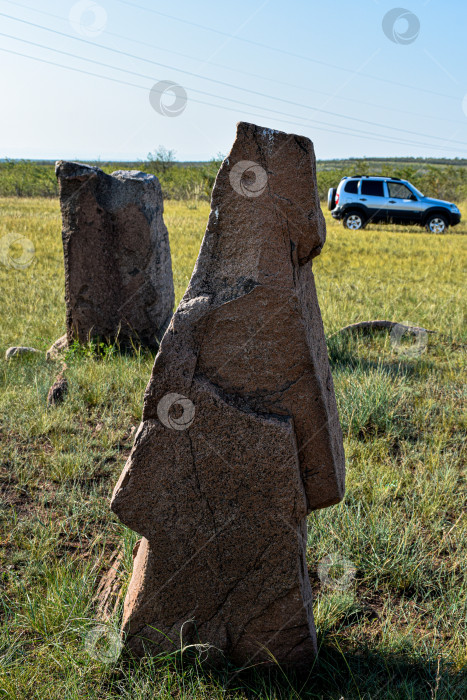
111, 123, 345, 666
56, 162, 174, 349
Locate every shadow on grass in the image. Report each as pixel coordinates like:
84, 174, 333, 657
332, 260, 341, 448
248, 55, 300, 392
226, 644, 466, 699
107, 642, 466, 699
326, 331, 437, 380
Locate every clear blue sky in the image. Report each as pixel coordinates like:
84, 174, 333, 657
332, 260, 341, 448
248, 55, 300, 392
1, 0, 466, 161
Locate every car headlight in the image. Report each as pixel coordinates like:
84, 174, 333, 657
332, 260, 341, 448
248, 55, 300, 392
450, 204, 460, 212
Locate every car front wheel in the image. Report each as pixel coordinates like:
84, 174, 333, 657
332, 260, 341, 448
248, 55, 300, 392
343, 212, 365, 230
425, 214, 448, 234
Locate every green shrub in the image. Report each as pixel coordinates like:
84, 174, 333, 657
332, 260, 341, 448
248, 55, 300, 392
2, 157, 466, 202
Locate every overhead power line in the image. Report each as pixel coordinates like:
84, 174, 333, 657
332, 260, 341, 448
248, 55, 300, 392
4, 30, 467, 151
4, 0, 465, 125
1, 44, 464, 154
1, 11, 466, 151
115, 0, 460, 101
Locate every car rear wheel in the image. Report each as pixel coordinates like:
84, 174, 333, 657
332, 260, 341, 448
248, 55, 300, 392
425, 214, 448, 234
343, 212, 365, 230
327, 187, 337, 211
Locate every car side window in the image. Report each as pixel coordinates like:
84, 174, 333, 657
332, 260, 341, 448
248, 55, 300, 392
344, 180, 359, 194
361, 180, 384, 197
388, 182, 415, 199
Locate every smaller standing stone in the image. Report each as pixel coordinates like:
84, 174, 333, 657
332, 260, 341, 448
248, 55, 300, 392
56, 162, 174, 349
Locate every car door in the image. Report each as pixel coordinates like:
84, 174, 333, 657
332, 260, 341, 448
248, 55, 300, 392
386, 181, 421, 223
359, 180, 388, 222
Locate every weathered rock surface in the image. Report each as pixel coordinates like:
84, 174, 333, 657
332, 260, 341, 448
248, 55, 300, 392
56, 163, 174, 349
47, 372, 68, 406
111, 122, 345, 666
5, 346, 39, 360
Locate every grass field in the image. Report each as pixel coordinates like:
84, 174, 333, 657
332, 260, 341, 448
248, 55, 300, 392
0, 197, 466, 698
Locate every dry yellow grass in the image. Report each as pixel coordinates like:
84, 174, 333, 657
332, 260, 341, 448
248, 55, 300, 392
0, 197, 465, 698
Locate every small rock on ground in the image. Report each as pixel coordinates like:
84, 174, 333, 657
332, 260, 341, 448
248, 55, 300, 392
5, 346, 39, 360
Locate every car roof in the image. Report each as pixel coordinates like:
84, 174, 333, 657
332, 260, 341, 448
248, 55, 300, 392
340, 175, 406, 182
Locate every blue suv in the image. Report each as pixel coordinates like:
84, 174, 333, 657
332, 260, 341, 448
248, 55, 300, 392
328, 176, 461, 233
